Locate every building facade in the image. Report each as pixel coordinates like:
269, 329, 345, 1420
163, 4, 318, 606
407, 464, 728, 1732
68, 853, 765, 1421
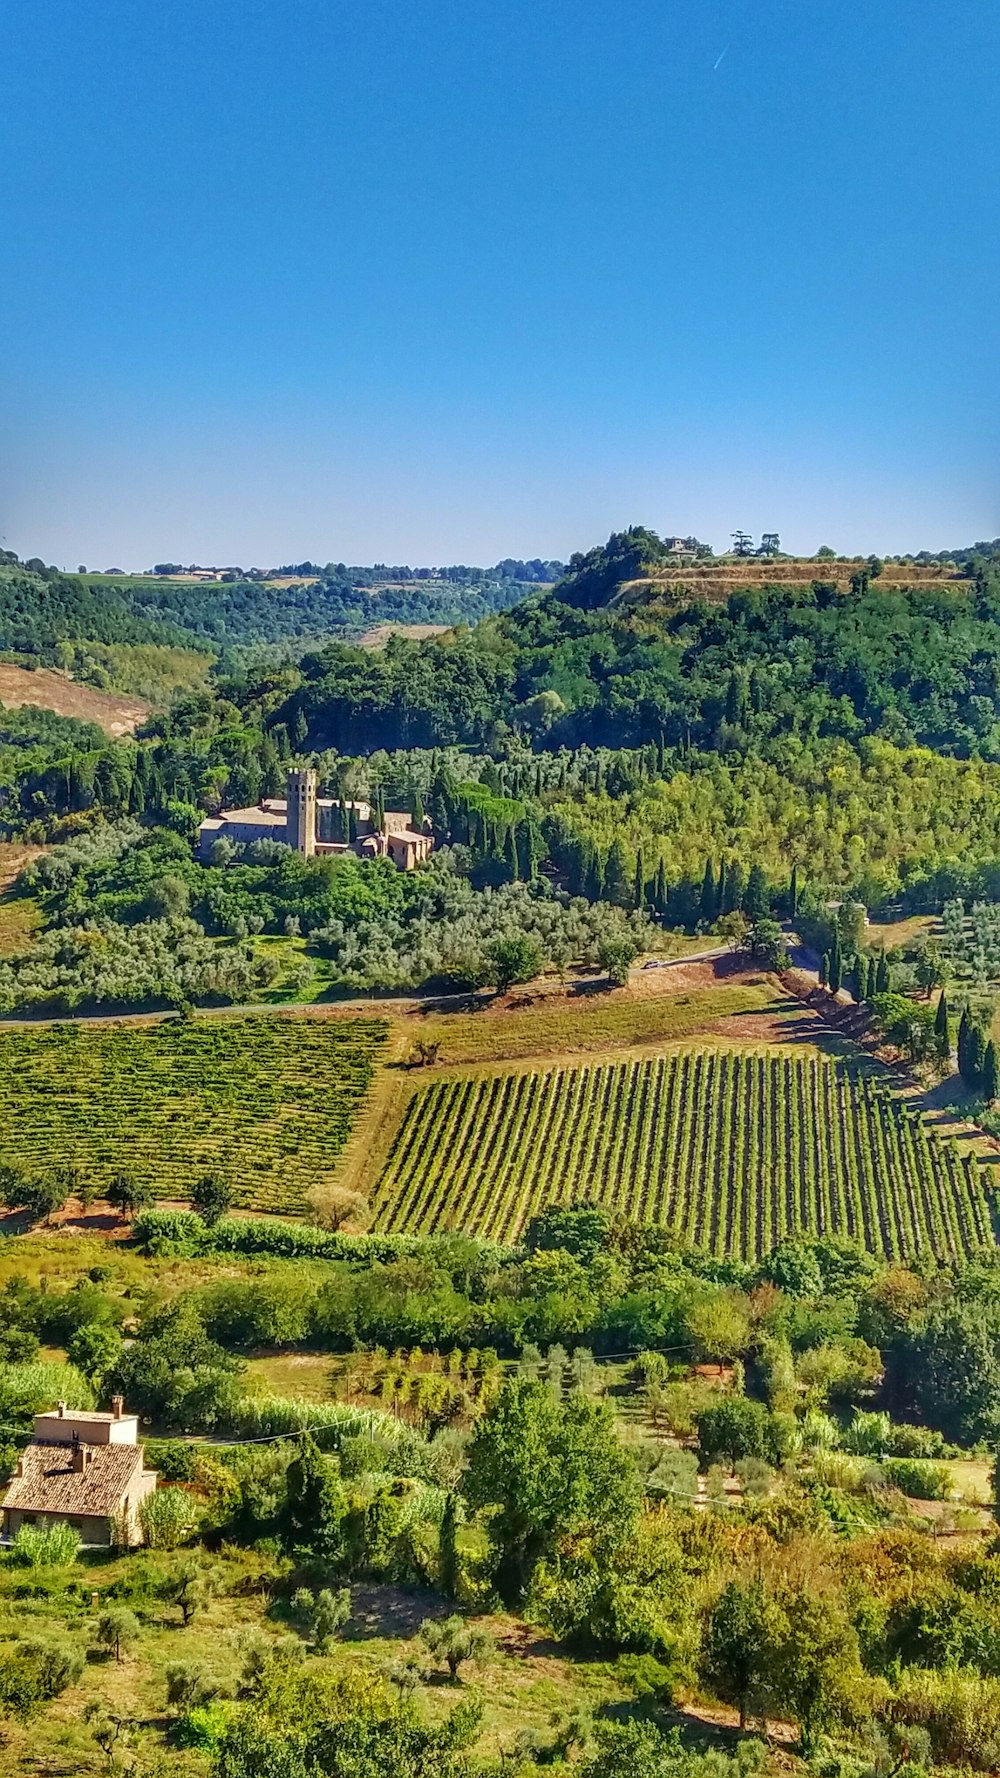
1, 1398, 158, 1548
197, 768, 433, 870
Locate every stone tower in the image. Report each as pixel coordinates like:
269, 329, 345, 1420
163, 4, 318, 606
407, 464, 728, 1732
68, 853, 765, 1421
286, 767, 317, 856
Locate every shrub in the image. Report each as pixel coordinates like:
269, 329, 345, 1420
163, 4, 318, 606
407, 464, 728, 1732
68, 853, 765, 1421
11, 1522, 80, 1568
139, 1486, 198, 1550
143, 1438, 195, 1481
880, 1458, 954, 1501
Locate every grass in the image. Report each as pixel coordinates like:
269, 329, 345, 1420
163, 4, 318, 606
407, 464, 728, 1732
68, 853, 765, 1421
373, 1048, 998, 1258
0, 1546, 639, 1774
399, 980, 783, 1066
0, 1016, 386, 1214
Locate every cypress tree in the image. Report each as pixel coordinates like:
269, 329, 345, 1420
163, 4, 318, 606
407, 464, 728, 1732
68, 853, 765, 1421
585, 849, 605, 903
744, 864, 768, 919
655, 859, 667, 919
850, 958, 865, 1003
717, 859, 728, 914
875, 951, 889, 994
605, 841, 629, 906
348, 805, 358, 845
866, 957, 877, 1000
820, 953, 829, 987
438, 1493, 460, 1598
934, 991, 950, 1061
957, 1008, 971, 1078
503, 826, 519, 880
789, 863, 799, 918
634, 848, 646, 911
829, 942, 843, 995
968, 1025, 987, 1088
983, 1040, 999, 1104
700, 859, 717, 925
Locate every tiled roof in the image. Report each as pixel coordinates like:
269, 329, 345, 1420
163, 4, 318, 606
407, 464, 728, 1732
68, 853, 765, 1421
2, 1443, 149, 1519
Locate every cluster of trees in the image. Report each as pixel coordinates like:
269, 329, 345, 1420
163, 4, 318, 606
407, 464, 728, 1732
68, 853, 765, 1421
11, 1207, 1000, 1768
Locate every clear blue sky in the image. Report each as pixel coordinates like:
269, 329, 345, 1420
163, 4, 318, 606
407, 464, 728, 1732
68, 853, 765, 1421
3, 0, 998, 568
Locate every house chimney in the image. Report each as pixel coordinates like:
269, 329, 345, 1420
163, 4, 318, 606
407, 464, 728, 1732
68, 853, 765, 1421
111, 1395, 125, 1420
56, 1401, 66, 1418
72, 1444, 87, 1473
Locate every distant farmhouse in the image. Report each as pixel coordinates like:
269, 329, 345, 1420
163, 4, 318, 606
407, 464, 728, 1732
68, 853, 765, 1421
1, 1398, 157, 1548
198, 767, 433, 871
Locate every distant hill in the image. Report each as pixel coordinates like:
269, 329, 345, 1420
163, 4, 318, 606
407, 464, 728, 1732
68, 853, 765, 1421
552, 528, 985, 613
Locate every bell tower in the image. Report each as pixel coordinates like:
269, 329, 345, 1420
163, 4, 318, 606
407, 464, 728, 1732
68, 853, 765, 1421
286, 768, 317, 856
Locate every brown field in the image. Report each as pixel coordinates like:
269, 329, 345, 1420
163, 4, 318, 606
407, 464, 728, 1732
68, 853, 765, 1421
357, 622, 451, 648
0, 664, 149, 735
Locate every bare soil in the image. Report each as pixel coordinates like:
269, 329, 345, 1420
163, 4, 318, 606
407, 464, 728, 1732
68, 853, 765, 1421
357, 623, 451, 649
0, 664, 150, 735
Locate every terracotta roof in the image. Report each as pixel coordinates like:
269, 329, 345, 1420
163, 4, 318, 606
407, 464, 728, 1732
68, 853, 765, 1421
2, 1442, 149, 1519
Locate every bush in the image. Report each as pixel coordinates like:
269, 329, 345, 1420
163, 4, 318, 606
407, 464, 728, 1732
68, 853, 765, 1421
175, 1701, 233, 1751
879, 1458, 954, 1501
143, 1438, 195, 1482
695, 1397, 775, 1471
139, 1486, 198, 1550
889, 1665, 1000, 1769
11, 1522, 81, 1568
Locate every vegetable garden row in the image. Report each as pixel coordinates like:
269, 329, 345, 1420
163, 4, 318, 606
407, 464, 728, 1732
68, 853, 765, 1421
373, 1050, 998, 1260
0, 1016, 386, 1212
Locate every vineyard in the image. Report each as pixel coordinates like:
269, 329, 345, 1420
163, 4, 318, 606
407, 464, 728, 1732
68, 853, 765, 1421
374, 1051, 998, 1260
0, 1016, 386, 1212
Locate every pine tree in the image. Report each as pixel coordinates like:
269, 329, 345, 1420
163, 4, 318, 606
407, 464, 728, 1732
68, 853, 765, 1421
983, 1040, 999, 1104
633, 848, 646, 911
934, 991, 950, 1061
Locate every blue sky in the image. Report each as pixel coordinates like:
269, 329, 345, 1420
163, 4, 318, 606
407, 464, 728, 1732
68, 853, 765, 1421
2, 0, 998, 567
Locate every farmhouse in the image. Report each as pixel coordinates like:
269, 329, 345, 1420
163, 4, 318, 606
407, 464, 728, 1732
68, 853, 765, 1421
197, 766, 433, 870
0, 1397, 158, 1548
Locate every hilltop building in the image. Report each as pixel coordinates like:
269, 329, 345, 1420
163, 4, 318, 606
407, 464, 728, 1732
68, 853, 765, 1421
197, 767, 433, 870
0, 1398, 158, 1548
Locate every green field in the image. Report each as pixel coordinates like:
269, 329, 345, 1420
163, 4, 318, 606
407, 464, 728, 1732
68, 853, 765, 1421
373, 1050, 999, 1260
0, 1016, 385, 1212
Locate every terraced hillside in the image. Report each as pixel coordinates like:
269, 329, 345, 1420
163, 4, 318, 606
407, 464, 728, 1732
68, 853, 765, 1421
620, 558, 965, 610
0, 1016, 386, 1212
374, 1050, 997, 1261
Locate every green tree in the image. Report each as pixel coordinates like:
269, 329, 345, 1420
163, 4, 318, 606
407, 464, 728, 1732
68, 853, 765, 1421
96, 1606, 140, 1663
695, 1397, 774, 1471
464, 1377, 639, 1604
597, 933, 638, 986
192, 1171, 233, 1227
418, 1614, 492, 1682
984, 1040, 999, 1105
703, 1578, 775, 1730
284, 1432, 346, 1564
67, 1320, 122, 1385
934, 989, 951, 1061
438, 1493, 461, 1598
106, 1173, 153, 1220
486, 934, 541, 995
165, 1559, 219, 1625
